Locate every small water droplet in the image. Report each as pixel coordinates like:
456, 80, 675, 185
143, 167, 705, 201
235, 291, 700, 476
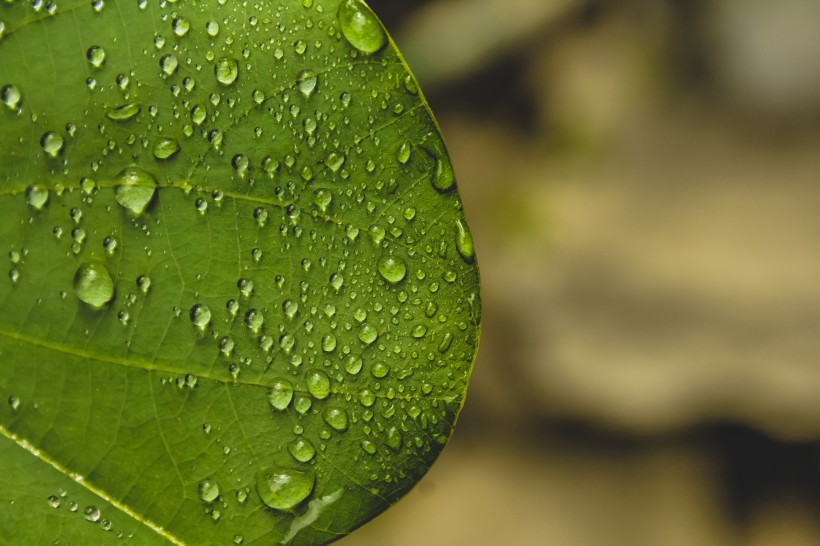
377, 255, 406, 284
432, 157, 455, 192
26, 184, 49, 210
40, 131, 64, 158
337, 0, 387, 55
198, 479, 220, 503
152, 137, 180, 160
288, 437, 316, 463
73, 262, 114, 310
283, 299, 299, 319
47, 495, 61, 508
321, 334, 337, 353
397, 142, 411, 164
387, 427, 402, 450
306, 370, 330, 399
136, 275, 151, 294
8, 396, 20, 411
360, 439, 377, 455
256, 468, 314, 511
115, 167, 157, 216
215, 57, 239, 85
268, 379, 294, 411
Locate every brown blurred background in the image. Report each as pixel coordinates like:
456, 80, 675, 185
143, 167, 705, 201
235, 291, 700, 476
341, 1, 820, 544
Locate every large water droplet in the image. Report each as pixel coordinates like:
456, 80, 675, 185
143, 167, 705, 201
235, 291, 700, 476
160, 54, 179, 76
322, 407, 349, 432
1, 84, 21, 109
153, 138, 180, 160
268, 379, 294, 411
73, 262, 115, 310
306, 370, 330, 399
432, 157, 455, 192
288, 437, 316, 463
337, 0, 386, 55
215, 58, 239, 85
358, 324, 378, 345
26, 185, 49, 210
83, 505, 101, 522
321, 334, 337, 353
283, 299, 299, 319
189, 304, 211, 332
40, 132, 64, 158
377, 255, 406, 284
106, 103, 141, 121
256, 468, 314, 511
455, 218, 475, 263
206, 20, 220, 37
86, 46, 106, 68
115, 166, 157, 216
371, 362, 390, 379
198, 479, 220, 503
172, 16, 190, 37
296, 70, 317, 99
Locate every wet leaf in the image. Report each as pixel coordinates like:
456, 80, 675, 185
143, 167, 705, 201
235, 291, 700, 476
0, 0, 479, 545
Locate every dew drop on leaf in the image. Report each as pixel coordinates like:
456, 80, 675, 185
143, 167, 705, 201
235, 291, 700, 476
86, 46, 105, 68
189, 304, 211, 332
114, 166, 157, 216
306, 370, 330, 399
25, 185, 49, 210
256, 468, 314, 511
358, 324, 378, 345
106, 103, 141, 121
152, 137, 180, 160
296, 70, 317, 99
337, 0, 386, 55
40, 132, 64, 158
287, 437, 316, 463
198, 479, 219, 503
215, 57, 239, 85
73, 262, 115, 310
377, 255, 406, 284
1, 84, 21, 109
322, 407, 349, 432
268, 379, 294, 411
455, 218, 475, 262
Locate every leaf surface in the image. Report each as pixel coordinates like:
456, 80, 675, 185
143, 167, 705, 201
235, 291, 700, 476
0, 0, 480, 544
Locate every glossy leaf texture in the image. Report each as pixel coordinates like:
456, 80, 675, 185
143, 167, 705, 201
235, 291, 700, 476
0, 1, 480, 545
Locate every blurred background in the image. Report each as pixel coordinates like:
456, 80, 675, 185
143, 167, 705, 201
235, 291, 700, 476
340, 1, 820, 544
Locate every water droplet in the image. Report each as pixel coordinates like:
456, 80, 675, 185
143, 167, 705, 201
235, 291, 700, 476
371, 362, 390, 378
26, 185, 49, 210
152, 137, 180, 160
323, 407, 349, 432
40, 132, 64, 158
397, 142, 411, 164
283, 299, 299, 319
206, 20, 220, 37
377, 255, 406, 284
73, 262, 115, 310
244, 309, 264, 334
455, 218, 475, 262
438, 332, 454, 353
268, 379, 294, 411
189, 304, 211, 332
306, 370, 330, 399
256, 468, 314, 511
86, 46, 105, 68
106, 103, 141, 121
361, 439, 377, 455
215, 57, 239, 85
296, 70, 317, 99
432, 157, 455, 192
345, 356, 363, 375
288, 437, 316, 463
115, 166, 157, 216
1, 84, 21, 109
358, 324, 378, 345
198, 479, 220, 503
321, 334, 337, 353
337, 0, 387, 55
83, 505, 101, 522
8, 396, 20, 411
136, 275, 151, 294
160, 54, 179, 76
312, 189, 332, 213
172, 16, 190, 37
359, 389, 376, 407
47, 495, 60, 509
387, 427, 402, 450
91, 0, 105, 13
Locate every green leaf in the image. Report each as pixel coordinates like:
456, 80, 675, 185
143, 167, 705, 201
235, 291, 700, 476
0, 0, 480, 545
